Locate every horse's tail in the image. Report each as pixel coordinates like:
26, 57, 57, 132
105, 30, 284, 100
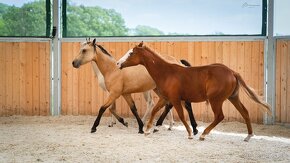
234, 72, 272, 116
180, 59, 192, 67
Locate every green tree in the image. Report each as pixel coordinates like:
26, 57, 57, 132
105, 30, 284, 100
66, 4, 128, 36
0, 0, 46, 36
130, 25, 164, 36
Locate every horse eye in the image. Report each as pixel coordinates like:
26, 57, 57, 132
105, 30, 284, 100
82, 49, 87, 53
129, 52, 133, 56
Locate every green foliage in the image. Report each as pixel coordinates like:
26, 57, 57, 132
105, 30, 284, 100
0, 0, 46, 36
130, 25, 164, 36
0, 0, 172, 37
66, 4, 128, 36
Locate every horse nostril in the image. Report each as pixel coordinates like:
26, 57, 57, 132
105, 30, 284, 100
72, 61, 75, 66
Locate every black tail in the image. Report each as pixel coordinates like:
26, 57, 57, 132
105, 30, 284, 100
180, 59, 192, 67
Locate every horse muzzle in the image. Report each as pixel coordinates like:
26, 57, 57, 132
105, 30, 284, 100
72, 60, 81, 68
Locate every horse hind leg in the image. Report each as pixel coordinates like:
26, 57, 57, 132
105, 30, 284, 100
172, 101, 193, 139
108, 102, 117, 127
166, 108, 175, 130
200, 100, 224, 141
108, 102, 128, 127
228, 95, 253, 142
141, 91, 155, 123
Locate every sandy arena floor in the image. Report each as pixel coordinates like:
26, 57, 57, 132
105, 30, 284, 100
0, 116, 290, 163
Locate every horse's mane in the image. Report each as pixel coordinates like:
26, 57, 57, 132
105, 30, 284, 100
84, 41, 112, 58
96, 44, 112, 57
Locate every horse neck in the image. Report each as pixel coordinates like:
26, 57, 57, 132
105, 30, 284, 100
142, 48, 172, 83
94, 51, 118, 77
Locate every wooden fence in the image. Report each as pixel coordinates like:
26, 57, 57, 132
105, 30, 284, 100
61, 41, 266, 123
276, 39, 290, 123
0, 42, 50, 116
2, 40, 289, 124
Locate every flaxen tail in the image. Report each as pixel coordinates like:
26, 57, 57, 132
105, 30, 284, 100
234, 72, 272, 116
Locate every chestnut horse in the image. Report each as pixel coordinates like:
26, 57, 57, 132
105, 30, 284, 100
72, 39, 198, 134
119, 42, 272, 141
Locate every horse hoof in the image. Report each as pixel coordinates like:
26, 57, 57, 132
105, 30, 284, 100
91, 128, 97, 133
193, 129, 198, 135
144, 131, 150, 136
244, 134, 254, 142
108, 124, 113, 127
153, 129, 159, 133
138, 130, 144, 134
168, 128, 172, 131
124, 122, 128, 127
199, 135, 205, 141
188, 135, 193, 139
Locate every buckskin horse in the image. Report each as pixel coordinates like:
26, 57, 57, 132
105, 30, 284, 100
119, 42, 272, 141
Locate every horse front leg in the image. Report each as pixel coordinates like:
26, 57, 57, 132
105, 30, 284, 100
91, 94, 118, 133
122, 94, 144, 134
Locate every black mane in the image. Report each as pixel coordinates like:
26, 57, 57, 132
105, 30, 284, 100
96, 44, 112, 57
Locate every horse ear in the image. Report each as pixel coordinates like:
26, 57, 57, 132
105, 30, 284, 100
138, 41, 143, 47
93, 38, 96, 46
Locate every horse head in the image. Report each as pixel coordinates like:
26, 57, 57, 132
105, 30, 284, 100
72, 38, 97, 68
119, 41, 145, 69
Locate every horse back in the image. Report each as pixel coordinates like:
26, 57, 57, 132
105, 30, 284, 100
179, 64, 237, 102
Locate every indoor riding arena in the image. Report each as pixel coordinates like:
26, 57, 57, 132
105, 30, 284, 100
1, 0, 290, 162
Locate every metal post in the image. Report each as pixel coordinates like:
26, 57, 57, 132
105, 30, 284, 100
51, 0, 61, 115
264, 0, 275, 124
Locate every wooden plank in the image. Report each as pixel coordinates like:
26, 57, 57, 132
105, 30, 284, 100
32, 43, 40, 115
72, 42, 79, 115
280, 41, 288, 123
5, 43, 13, 116
160, 42, 168, 55
19, 43, 26, 115
24, 42, 33, 115
257, 41, 265, 123
275, 40, 282, 122
44, 42, 50, 115
187, 42, 194, 65
12, 42, 20, 115
286, 41, 290, 123
39, 43, 47, 115
61, 42, 69, 115
0, 43, 5, 116
215, 42, 223, 64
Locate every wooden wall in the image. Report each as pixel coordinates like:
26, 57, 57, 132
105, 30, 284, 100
61, 41, 266, 123
0, 42, 50, 116
276, 39, 290, 124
